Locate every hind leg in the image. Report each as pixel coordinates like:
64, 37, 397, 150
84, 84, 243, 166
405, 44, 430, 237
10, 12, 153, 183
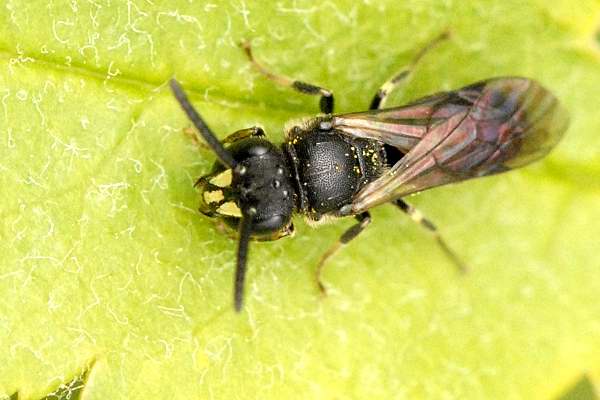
394, 199, 468, 273
370, 31, 450, 110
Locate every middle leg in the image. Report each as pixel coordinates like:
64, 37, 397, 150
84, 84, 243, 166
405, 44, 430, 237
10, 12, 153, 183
316, 212, 371, 295
241, 40, 335, 114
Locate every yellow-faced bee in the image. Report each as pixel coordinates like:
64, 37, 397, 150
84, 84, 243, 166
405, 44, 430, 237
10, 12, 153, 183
170, 33, 569, 311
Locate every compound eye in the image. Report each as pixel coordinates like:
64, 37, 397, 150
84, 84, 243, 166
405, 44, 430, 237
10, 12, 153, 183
252, 214, 289, 234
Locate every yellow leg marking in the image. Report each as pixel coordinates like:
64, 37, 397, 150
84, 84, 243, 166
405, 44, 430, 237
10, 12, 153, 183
409, 209, 424, 224
376, 31, 450, 109
395, 199, 468, 274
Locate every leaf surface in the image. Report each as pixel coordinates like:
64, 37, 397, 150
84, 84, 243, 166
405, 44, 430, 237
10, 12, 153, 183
0, 1, 599, 399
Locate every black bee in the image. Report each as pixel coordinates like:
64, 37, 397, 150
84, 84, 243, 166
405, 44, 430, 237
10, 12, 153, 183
169, 33, 569, 311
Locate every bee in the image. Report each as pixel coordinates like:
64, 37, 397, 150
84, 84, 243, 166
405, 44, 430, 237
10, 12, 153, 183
169, 33, 569, 311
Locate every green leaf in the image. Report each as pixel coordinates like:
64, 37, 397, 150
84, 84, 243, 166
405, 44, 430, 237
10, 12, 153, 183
558, 375, 598, 400
39, 366, 89, 400
1, 1, 599, 399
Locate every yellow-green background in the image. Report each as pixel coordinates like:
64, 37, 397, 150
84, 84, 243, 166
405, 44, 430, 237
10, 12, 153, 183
0, 1, 598, 399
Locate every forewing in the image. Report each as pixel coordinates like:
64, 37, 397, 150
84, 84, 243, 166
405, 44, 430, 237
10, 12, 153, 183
332, 90, 471, 152
335, 78, 569, 214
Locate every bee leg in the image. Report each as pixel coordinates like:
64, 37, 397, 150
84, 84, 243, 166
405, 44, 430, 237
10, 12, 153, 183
240, 40, 334, 114
316, 212, 371, 295
183, 126, 211, 150
369, 31, 450, 110
394, 199, 468, 273
184, 126, 264, 150
221, 126, 265, 144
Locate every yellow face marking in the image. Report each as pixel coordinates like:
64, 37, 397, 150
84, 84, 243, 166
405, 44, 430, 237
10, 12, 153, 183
203, 190, 224, 204
217, 201, 242, 217
209, 169, 233, 187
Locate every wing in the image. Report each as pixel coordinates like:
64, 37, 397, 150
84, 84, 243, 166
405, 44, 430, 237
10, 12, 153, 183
331, 77, 569, 214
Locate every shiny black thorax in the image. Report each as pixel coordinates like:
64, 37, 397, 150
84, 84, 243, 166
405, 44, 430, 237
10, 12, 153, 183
284, 124, 387, 220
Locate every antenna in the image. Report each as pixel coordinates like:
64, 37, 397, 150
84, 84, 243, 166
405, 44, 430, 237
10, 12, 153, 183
234, 215, 253, 312
169, 79, 237, 168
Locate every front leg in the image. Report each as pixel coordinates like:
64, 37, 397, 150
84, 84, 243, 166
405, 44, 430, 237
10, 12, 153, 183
316, 212, 371, 295
221, 126, 265, 144
185, 126, 265, 150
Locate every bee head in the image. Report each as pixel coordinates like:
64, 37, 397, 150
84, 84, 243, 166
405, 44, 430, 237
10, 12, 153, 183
170, 76, 295, 312
198, 137, 295, 237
